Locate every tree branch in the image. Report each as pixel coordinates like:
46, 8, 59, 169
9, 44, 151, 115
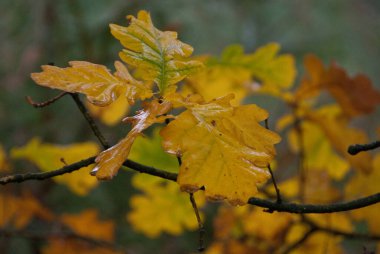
0, 156, 176, 185
248, 193, 380, 213
70, 93, 110, 149
2, 157, 380, 214
348, 141, 380, 155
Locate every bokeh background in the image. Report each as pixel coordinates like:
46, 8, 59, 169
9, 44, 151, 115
1, 1, 380, 253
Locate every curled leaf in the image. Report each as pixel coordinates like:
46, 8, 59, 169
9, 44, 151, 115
92, 100, 172, 180
110, 10, 203, 94
160, 94, 281, 205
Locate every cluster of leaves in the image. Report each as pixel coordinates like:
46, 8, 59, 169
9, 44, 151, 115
1, 10, 380, 253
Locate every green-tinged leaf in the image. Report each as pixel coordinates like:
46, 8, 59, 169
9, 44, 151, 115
110, 10, 203, 94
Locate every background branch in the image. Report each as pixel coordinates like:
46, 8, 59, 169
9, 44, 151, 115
348, 141, 380, 155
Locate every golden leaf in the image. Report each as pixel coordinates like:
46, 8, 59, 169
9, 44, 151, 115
110, 10, 203, 94
345, 154, 380, 234
11, 138, 100, 195
31, 61, 152, 106
0, 144, 11, 172
92, 100, 172, 180
160, 94, 281, 205
127, 182, 204, 238
306, 105, 373, 173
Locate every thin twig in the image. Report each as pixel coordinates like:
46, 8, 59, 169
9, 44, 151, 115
264, 119, 282, 206
70, 93, 109, 149
281, 227, 316, 254
294, 113, 306, 202
304, 217, 380, 241
26, 92, 68, 108
267, 164, 282, 205
348, 141, 380, 155
190, 193, 205, 252
248, 194, 380, 213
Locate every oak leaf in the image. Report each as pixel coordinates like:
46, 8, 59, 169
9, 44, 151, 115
110, 10, 203, 95
128, 182, 204, 238
160, 94, 281, 205
60, 209, 115, 242
92, 100, 172, 180
345, 154, 380, 234
11, 138, 100, 195
296, 54, 380, 117
31, 61, 152, 106
209, 43, 296, 90
0, 192, 53, 229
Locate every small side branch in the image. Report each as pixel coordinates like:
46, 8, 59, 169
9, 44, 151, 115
189, 193, 205, 252
249, 193, 380, 213
70, 93, 109, 149
0, 156, 96, 185
26, 92, 68, 108
0, 156, 176, 185
348, 141, 380, 155
264, 119, 282, 205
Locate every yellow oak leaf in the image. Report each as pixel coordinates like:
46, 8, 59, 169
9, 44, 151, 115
92, 99, 172, 180
110, 10, 203, 95
296, 54, 380, 117
127, 181, 204, 238
160, 94, 281, 205
306, 104, 373, 173
11, 138, 100, 195
31, 61, 152, 106
0, 192, 53, 229
60, 209, 115, 242
288, 121, 350, 180
209, 43, 296, 91
183, 66, 250, 105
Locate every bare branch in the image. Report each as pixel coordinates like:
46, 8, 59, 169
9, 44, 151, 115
189, 193, 205, 252
26, 92, 68, 108
348, 141, 380, 155
248, 193, 380, 213
0, 156, 176, 185
70, 93, 110, 149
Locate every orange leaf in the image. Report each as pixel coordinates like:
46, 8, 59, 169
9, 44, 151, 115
161, 94, 280, 205
296, 55, 380, 117
92, 99, 172, 180
60, 209, 115, 242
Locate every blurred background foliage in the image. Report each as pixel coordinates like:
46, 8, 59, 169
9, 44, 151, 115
1, 0, 380, 253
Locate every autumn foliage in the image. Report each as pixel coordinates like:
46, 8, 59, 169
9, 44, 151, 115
1, 10, 380, 254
